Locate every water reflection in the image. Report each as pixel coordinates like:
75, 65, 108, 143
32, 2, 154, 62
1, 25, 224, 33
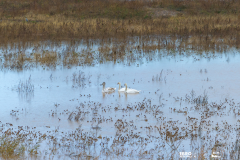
1, 36, 238, 71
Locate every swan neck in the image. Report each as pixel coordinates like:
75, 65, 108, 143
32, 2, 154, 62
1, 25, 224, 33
125, 84, 127, 91
103, 84, 105, 90
118, 83, 121, 90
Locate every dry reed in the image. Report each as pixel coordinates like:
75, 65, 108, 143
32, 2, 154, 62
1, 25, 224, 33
0, 0, 240, 41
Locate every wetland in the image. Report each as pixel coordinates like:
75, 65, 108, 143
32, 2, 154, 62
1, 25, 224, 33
1, 0, 240, 159
1, 37, 240, 159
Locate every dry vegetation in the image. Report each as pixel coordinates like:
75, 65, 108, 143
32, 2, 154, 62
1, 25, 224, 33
0, 34, 236, 70
0, 0, 240, 43
1, 97, 240, 159
1, 1, 240, 159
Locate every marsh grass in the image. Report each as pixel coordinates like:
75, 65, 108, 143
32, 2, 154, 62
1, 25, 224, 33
17, 75, 34, 102
1, 98, 240, 159
17, 75, 34, 93
28, 144, 40, 155
1, 14, 240, 40
1, 34, 239, 70
185, 90, 208, 105
35, 51, 57, 67
1, 0, 240, 41
72, 70, 87, 88
0, 133, 25, 159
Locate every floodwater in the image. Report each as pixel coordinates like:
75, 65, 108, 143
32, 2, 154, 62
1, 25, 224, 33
1, 40, 240, 159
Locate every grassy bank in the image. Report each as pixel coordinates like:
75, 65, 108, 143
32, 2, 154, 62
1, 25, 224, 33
0, 0, 240, 40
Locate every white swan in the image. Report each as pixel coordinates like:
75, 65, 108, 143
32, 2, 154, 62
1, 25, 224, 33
117, 82, 128, 92
101, 82, 116, 93
124, 83, 140, 94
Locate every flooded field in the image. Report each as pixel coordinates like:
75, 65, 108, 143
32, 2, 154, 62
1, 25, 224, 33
1, 38, 240, 159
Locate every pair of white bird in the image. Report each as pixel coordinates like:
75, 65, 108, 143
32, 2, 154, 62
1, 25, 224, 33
101, 82, 140, 94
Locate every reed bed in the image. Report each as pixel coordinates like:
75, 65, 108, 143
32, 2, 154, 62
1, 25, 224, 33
1, 15, 240, 39
0, 0, 240, 41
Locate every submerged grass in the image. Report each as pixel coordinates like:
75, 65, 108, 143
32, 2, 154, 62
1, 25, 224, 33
0, 132, 25, 159
0, 34, 239, 70
1, 97, 240, 159
17, 75, 34, 93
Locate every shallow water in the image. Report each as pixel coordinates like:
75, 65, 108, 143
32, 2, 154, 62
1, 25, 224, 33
1, 41, 240, 159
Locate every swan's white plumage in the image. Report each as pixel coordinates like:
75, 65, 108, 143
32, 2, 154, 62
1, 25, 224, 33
117, 82, 128, 92
124, 83, 140, 94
